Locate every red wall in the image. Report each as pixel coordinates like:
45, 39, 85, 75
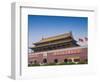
28, 47, 87, 64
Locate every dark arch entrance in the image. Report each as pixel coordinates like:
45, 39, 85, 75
64, 59, 68, 63
43, 58, 47, 63
54, 59, 58, 63
34, 60, 37, 64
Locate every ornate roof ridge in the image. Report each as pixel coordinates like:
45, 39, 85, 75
42, 32, 71, 40
34, 32, 72, 44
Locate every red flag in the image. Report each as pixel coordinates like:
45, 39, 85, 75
79, 38, 83, 42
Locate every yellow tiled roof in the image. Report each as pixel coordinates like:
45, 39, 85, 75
34, 32, 72, 44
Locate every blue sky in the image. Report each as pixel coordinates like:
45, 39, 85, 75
28, 15, 88, 47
